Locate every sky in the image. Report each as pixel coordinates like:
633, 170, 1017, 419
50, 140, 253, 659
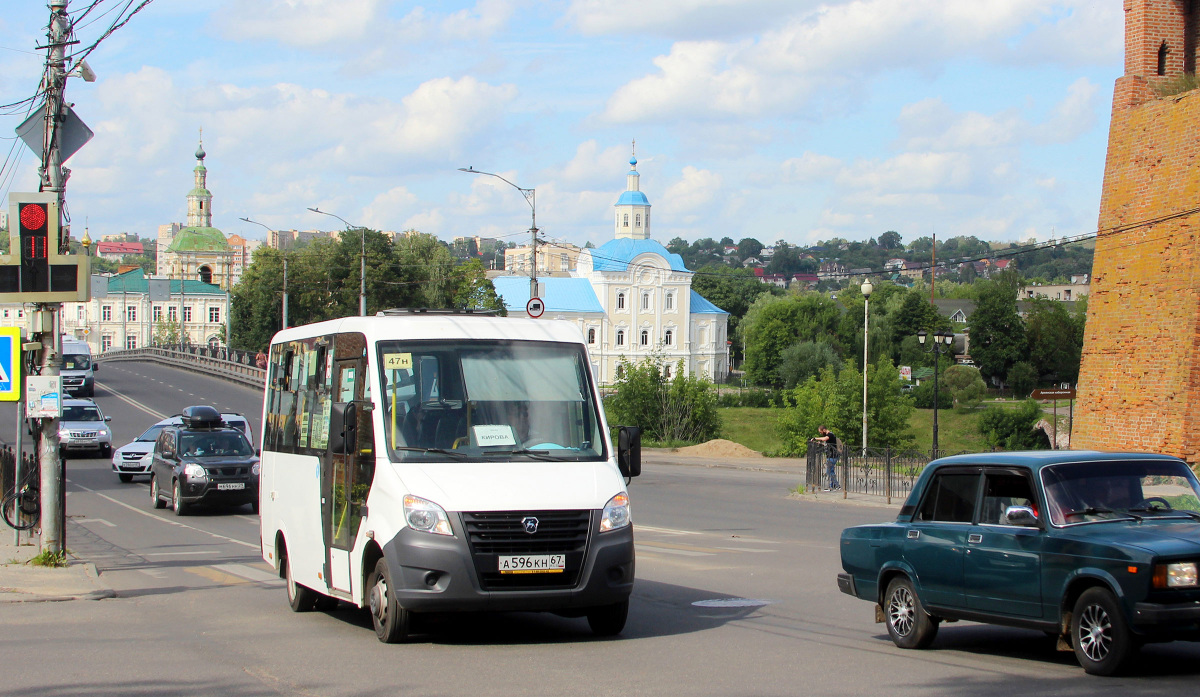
0, 1, 1124, 252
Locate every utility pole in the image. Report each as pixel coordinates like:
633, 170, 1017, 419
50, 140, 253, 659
37, 0, 71, 555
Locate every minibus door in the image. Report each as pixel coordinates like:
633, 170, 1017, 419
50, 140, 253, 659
327, 351, 372, 595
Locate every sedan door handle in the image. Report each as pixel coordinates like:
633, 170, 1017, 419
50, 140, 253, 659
967, 533, 983, 544
907, 530, 920, 540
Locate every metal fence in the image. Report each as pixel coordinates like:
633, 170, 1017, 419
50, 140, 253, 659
2, 445, 39, 532
98, 346, 266, 388
805, 444, 967, 504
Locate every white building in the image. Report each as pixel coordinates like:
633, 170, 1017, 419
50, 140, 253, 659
493, 152, 729, 384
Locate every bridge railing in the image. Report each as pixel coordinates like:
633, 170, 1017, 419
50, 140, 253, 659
97, 346, 266, 389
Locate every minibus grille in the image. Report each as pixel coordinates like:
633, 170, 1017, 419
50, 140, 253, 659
461, 510, 591, 590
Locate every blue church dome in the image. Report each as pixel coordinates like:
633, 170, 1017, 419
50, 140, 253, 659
616, 190, 650, 206
590, 238, 689, 272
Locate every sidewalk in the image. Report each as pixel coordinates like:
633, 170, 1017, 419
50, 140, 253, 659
0, 531, 115, 603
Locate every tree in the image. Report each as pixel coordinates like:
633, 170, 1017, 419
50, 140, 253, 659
878, 230, 903, 250
776, 341, 843, 389
969, 271, 1026, 385
1024, 298, 1082, 384
941, 364, 987, 410
605, 353, 721, 444
741, 292, 842, 386
978, 400, 1050, 450
153, 318, 181, 347
691, 264, 775, 352
1007, 361, 1038, 398
736, 237, 763, 260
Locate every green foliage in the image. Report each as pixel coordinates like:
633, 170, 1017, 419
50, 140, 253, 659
741, 292, 841, 386
29, 549, 69, 567
977, 400, 1050, 450
969, 271, 1027, 384
605, 353, 722, 444
1007, 361, 1038, 398
912, 380, 953, 409
775, 359, 914, 455
776, 341, 843, 389
1023, 297, 1082, 383
942, 365, 987, 410
153, 318, 181, 346
692, 264, 776, 354
1154, 72, 1200, 97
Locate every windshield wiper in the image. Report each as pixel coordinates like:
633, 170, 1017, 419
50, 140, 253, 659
392, 446, 470, 460
1064, 507, 1142, 522
1129, 506, 1200, 521
480, 448, 568, 462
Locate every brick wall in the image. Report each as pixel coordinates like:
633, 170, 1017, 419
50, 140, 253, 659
1074, 0, 1200, 463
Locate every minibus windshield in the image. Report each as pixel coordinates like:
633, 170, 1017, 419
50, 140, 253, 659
378, 340, 605, 462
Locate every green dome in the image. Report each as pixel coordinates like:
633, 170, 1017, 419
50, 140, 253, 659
168, 226, 229, 252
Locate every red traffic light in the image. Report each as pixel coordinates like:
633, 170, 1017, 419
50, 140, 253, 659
20, 203, 47, 230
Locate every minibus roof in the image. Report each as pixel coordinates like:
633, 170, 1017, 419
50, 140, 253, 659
269, 315, 587, 347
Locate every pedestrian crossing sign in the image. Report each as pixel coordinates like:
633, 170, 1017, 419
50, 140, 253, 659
0, 326, 20, 401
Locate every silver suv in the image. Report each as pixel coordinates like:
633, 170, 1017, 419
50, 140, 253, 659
59, 399, 113, 459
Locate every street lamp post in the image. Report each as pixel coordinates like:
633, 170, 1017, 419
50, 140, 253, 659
861, 280, 873, 455
307, 207, 366, 316
238, 215, 288, 328
459, 167, 538, 300
917, 329, 956, 456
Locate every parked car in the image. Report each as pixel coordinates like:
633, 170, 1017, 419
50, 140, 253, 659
838, 451, 1200, 676
112, 411, 252, 483
58, 398, 113, 458
149, 406, 259, 515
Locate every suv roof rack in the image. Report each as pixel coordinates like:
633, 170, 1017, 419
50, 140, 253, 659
180, 405, 225, 429
375, 308, 500, 316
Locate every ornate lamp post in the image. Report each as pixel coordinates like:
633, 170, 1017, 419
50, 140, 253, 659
917, 329, 955, 455
861, 279, 873, 455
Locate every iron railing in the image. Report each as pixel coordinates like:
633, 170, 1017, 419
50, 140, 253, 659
97, 346, 266, 388
806, 444, 967, 504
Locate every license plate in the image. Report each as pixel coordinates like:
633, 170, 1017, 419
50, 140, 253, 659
217, 482, 246, 491
498, 554, 565, 574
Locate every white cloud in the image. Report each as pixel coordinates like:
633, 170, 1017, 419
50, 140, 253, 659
566, 0, 810, 39
363, 186, 419, 229
440, 0, 516, 40
897, 99, 1024, 151
213, 0, 387, 47
661, 166, 723, 219
1034, 77, 1100, 144
781, 152, 842, 183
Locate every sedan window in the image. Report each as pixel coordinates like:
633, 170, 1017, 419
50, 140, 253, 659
916, 473, 979, 523
980, 472, 1036, 525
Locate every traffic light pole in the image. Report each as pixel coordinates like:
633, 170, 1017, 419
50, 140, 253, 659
36, 1, 71, 556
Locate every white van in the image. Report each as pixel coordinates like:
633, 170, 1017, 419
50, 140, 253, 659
61, 337, 97, 397
258, 312, 641, 643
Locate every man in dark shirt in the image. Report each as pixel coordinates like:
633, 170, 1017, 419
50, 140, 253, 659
813, 426, 841, 491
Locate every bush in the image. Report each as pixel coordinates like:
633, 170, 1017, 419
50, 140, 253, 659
912, 380, 953, 409
1007, 362, 1038, 399
716, 388, 783, 408
605, 354, 721, 444
942, 365, 987, 411
977, 400, 1050, 450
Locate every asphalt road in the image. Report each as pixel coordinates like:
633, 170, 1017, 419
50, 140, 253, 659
1, 361, 1198, 695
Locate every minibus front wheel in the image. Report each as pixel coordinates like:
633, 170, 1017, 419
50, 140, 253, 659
368, 558, 411, 643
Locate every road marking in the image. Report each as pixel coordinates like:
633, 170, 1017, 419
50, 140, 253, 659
636, 525, 701, 536
143, 550, 221, 556
71, 483, 259, 550
213, 563, 280, 584
715, 546, 774, 553
96, 381, 169, 421
75, 517, 116, 527
635, 544, 712, 557
637, 540, 730, 554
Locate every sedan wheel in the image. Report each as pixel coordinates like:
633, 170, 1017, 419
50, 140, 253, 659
1072, 587, 1135, 676
884, 577, 938, 649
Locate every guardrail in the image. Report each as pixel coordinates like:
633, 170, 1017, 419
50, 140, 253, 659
97, 346, 266, 389
806, 445, 968, 504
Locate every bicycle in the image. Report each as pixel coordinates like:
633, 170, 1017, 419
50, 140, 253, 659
2, 467, 39, 531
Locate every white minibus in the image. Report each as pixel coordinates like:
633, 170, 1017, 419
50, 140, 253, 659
258, 312, 641, 642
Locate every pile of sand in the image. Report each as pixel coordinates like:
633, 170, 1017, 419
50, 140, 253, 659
673, 439, 763, 458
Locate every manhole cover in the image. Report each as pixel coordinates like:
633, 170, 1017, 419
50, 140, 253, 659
691, 598, 772, 608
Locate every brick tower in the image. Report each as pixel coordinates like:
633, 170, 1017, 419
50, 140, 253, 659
1073, 1, 1200, 463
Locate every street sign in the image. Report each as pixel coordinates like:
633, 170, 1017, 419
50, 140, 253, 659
25, 375, 61, 418
526, 297, 545, 318
899, 365, 912, 381
1031, 388, 1076, 399
0, 326, 20, 401
16, 103, 93, 163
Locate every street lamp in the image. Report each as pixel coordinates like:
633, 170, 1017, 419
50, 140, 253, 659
917, 329, 956, 456
459, 167, 538, 300
861, 279, 873, 455
240, 216, 288, 329
307, 207, 366, 316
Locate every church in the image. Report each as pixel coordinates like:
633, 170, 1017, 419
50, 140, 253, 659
493, 152, 730, 384
156, 136, 236, 290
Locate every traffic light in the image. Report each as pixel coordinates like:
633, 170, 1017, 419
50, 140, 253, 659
0, 192, 89, 302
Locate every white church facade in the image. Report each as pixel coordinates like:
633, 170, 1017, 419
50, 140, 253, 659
493, 153, 730, 384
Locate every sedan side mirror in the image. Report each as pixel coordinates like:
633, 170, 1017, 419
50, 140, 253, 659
105, 416, 112, 422
1005, 505, 1039, 527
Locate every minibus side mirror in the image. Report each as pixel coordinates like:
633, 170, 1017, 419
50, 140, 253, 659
329, 402, 357, 454
92, 363, 99, 372
617, 426, 642, 478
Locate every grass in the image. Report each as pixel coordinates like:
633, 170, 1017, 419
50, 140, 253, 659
716, 403, 1057, 456
28, 549, 69, 567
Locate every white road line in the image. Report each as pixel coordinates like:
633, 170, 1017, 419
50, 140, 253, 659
144, 550, 221, 556
71, 483, 259, 550
715, 546, 775, 553
634, 544, 712, 557
75, 517, 116, 527
96, 381, 169, 421
213, 563, 281, 584
636, 525, 702, 536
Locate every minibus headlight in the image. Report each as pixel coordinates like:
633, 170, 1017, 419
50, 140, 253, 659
600, 493, 631, 532
403, 495, 453, 536
183, 463, 206, 479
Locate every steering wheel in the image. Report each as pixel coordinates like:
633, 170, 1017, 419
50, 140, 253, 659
1133, 496, 1173, 510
